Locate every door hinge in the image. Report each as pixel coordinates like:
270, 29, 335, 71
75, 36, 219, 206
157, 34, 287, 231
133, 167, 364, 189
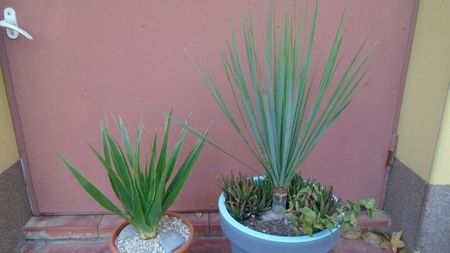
386, 133, 398, 168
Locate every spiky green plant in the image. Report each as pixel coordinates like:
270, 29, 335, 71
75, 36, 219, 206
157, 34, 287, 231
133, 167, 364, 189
289, 190, 379, 235
288, 173, 307, 197
221, 172, 379, 235
195, 0, 369, 214
220, 173, 272, 220
288, 180, 342, 234
58, 114, 208, 239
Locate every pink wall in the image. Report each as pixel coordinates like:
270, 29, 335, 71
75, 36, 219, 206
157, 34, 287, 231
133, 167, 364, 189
1, 0, 416, 214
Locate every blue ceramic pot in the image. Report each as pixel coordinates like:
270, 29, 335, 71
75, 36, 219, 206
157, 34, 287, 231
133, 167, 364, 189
218, 193, 341, 253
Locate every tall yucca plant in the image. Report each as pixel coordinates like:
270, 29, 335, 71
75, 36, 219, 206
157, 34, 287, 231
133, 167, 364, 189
59, 113, 208, 239
196, 1, 369, 214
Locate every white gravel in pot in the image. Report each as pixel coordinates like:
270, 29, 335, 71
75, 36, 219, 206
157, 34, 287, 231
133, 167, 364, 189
115, 215, 190, 253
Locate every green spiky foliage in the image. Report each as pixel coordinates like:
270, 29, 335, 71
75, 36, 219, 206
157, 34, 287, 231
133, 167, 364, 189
288, 180, 342, 235
220, 173, 272, 220
256, 176, 273, 212
221, 173, 379, 235
288, 177, 380, 235
289, 179, 341, 215
58, 114, 208, 239
288, 173, 307, 197
195, 1, 370, 198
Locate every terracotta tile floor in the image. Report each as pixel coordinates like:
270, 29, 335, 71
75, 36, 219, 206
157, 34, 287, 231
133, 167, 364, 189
18, 211, 393, 253
18, 237, 393, 253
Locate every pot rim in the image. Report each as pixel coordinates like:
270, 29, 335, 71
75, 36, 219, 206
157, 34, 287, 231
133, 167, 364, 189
108, 211, 194, 253
218, 193, 340, 243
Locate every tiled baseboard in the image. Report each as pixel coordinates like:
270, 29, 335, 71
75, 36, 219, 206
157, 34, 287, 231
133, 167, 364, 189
384, 158, 450, 252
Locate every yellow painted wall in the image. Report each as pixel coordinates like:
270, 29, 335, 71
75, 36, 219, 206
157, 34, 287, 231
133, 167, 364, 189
396, 0, 450, 183
0, 69, 19, 174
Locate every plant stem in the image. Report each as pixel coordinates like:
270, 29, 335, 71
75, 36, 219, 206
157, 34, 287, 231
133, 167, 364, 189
272, 188, 288, 217
139, 230, 157, 240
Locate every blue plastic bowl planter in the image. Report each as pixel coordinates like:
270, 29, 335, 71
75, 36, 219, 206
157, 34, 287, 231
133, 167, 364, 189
218, 178, 342, 253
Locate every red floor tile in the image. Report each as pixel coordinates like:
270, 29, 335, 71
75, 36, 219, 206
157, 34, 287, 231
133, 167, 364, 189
17, 237, 393, 253
209, 212, 223, 236
24, 215, 102, 240
357, 211, 392, 230
19, 211, 393, 253
190, 238, 231, 253
98, 215, 124, 237
41, 241, 110, 253
182, 212, 209, 236
17, 241, 47, 253
331, 238, 393, 253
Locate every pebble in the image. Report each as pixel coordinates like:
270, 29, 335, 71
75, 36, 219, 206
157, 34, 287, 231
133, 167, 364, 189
115, 215, 190, 253
118, 224, 138, 240
159, 230, 185, 252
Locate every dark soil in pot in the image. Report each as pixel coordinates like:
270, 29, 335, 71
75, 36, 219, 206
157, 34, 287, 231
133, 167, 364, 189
241, 216, 300, 236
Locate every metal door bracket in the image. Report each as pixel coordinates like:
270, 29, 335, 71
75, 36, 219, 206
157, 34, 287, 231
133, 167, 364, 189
386, 133, 398, 168
0, 7, 33, 40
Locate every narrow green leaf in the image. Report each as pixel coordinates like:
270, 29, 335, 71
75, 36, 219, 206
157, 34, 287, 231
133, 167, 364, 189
163, 129, 209, 211
58, 155, 125, 218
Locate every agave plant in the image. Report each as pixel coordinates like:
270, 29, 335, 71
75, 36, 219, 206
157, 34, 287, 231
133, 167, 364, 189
59, 113, 208, 239
195, 0, 370, 215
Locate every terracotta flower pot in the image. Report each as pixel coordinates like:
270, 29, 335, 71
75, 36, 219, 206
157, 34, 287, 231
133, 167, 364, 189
109, 211, 194, 253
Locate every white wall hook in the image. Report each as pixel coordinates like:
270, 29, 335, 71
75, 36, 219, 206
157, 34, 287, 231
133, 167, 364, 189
0, 7, 33, 40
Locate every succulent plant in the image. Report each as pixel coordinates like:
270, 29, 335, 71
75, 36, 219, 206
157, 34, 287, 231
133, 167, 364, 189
289, 181, 341, 217
288, 173, 306, 197
220, 173, 272, 220
288, 180, 342, 235
288, 178, 380, 235
255, 176, 273, 214
222, 173, 379, 236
